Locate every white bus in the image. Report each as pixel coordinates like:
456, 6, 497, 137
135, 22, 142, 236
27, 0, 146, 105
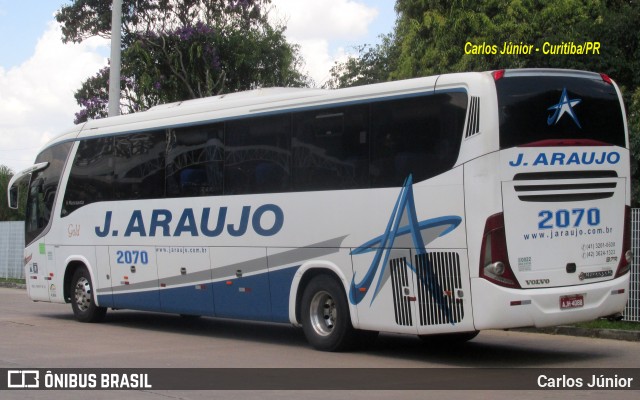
8, 69, 632, 351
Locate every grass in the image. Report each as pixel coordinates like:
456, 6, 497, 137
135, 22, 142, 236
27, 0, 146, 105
0, 277, 26, 285
572, 319, 640, 331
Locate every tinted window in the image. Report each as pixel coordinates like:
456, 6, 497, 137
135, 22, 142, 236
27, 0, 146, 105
496, 76, 626, 148
113, 132, 166, 200
370, 93, 467, 187
293, 105, 369, 191
25, 142, 72, 244
62, 137, 114, 216
54, 91, 468, 213
166, 124, 224, 197
224, 115, 291, 194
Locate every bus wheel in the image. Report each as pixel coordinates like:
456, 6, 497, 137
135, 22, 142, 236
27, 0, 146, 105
301, 275, 355, 352
71, 268, 107, 323
418, 331, 479, 347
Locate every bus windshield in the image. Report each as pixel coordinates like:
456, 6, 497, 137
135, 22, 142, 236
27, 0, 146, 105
496, 74, 626, 148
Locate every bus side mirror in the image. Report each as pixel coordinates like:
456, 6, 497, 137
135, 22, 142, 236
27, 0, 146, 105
8, 185, 19, 209
7, 162, 48, 210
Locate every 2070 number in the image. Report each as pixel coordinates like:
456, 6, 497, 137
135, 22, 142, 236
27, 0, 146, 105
538, 208, 600, 230
115, 250, 149, 265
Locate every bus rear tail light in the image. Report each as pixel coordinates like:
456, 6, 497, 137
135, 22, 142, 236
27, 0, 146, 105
492, 70, 505, 81
615, 206, 632, 278
479, 213, 521, 289
600, 73, 613, 85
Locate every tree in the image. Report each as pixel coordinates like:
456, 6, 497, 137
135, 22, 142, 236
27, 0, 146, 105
330, 1, 640, 90
388, 0, 639, 81
328, 0, 640, 205
323, 34, 398, 89
0, 166, 26, 221
629, 88, 640, 207
57, 0, 310, 123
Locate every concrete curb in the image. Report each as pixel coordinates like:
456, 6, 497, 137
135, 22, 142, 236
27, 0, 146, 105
513, 326, 640, 342
0, 281, 26, 290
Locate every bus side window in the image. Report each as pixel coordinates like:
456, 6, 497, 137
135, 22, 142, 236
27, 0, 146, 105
113, 132, 166, 200
224, 115, 291, 195
166, 124, 224, 198
292, 104, 369, 191
370, 93, 466, 187
62, 137, 115, 216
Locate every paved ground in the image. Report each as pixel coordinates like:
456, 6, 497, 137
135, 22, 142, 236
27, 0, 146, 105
0, 287, 638, 400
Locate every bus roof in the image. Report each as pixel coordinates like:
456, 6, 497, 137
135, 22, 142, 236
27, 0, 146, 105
36, 68, 617, 152
43, 74, 451, 149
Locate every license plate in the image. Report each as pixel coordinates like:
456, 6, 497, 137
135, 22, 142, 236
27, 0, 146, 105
560, 294, 584, 310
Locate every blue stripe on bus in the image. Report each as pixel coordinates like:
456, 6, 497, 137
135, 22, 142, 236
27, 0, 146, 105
111, 290, 161, 312
159, 283, 215, 316
212, 272, 272, 321
269, 266, 300, 323
99, 265, 301, 322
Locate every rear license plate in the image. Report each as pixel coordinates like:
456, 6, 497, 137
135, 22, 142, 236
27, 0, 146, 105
560, 294, 584, 310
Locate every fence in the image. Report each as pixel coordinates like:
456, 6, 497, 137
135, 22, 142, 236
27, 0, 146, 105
1, 216, 640, 321
0, 221, 25, 280
626, 209, 640, 322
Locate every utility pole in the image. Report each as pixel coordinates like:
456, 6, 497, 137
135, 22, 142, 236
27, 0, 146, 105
108, 0, 123, 117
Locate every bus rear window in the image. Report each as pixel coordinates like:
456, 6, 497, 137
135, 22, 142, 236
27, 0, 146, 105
496, 75, 626, 149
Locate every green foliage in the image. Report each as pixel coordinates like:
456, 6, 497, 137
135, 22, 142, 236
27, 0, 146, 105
331, 1, 640, 90
324, 34, 398, 89
629, 87, 640, 207
390, 0, 618, 78
573, 319, 640, 331
0, 278, 26, 285
328, 0, 640, 205
56, 0, 268, 44
58, 0, 310, 123
0, 165, 26, 221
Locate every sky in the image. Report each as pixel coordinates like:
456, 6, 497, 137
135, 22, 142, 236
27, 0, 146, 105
0, 0, 396, 174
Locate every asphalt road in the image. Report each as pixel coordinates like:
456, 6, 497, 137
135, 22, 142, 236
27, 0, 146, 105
0, 287, 637, 400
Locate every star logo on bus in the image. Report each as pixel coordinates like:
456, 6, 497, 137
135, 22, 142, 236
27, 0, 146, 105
547, 87, 582, 128
348, 175, 461, 316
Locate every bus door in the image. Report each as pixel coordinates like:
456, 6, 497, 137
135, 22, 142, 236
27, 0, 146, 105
22, 167, 57, 302
18, 154, 71, 302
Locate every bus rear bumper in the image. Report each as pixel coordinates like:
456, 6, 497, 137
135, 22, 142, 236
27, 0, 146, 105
470, 275, 630, 330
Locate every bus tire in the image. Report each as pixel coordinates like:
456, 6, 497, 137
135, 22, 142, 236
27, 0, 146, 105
70, 268, 107, 323
301, 275, 355, 352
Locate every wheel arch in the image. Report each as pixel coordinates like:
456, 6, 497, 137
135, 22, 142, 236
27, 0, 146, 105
288, 261, 358, 328
63, 256, 96, 304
